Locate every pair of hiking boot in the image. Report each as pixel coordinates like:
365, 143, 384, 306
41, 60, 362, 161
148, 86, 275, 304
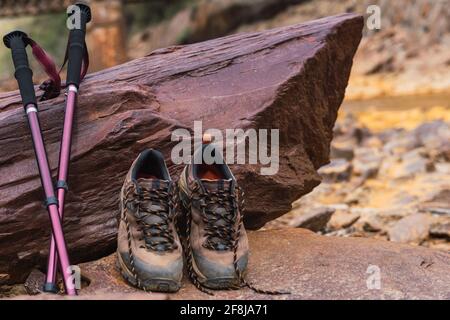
117, 146, 248, 293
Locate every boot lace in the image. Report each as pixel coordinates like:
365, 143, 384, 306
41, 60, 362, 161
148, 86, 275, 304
124, 182, 178, 252
197, 188, 237, 251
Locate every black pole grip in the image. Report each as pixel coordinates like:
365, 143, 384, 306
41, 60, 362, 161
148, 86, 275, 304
66, 3, 91, 88
3, 30, 37, 108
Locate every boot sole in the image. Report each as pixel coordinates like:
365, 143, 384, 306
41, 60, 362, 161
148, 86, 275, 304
117, 250, 181, 293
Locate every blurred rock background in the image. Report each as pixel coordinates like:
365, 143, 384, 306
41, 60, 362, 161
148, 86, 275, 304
0, 0, 449, 251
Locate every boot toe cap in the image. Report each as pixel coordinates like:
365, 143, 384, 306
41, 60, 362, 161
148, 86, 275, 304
192, 251, 248, 289
118, 251, 183, 292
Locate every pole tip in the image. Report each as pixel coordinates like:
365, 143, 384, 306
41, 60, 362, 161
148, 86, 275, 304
42, 282, 60, 294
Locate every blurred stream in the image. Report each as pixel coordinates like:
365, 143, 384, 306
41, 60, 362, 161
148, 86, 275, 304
342, 92, 450, 112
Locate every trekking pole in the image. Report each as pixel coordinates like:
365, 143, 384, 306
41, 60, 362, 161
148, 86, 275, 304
44, 3, 91, 293
3, 30, 77, 296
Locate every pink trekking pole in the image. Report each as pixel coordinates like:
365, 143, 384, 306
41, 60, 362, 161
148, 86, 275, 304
3, 30, 76, 296
43, 3, 91, 293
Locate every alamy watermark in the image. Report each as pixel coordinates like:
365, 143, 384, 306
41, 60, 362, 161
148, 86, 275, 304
66, 4, 82, 30
366, 5, 381, 30
171, 121, 279, 175
66, 265, 81, 290
366, 265, 381, 290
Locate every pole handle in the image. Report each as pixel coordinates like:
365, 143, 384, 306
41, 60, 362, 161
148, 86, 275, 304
66, 3, 91, 88
3, 30, 37, 108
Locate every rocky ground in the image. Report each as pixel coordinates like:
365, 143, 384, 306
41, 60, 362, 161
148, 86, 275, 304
265, 102, 450, 252
4, 228, 450, 299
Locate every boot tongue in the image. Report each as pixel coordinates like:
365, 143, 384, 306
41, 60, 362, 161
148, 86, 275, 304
134, 178, 171, 247
136, 178, 170, 190
198, 179, 236, 251
137, 178, 170, 218
200, 179, 232, 192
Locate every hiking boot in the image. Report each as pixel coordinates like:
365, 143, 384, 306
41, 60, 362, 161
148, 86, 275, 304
178, 143, 248, 290
117, 149, 183, 292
